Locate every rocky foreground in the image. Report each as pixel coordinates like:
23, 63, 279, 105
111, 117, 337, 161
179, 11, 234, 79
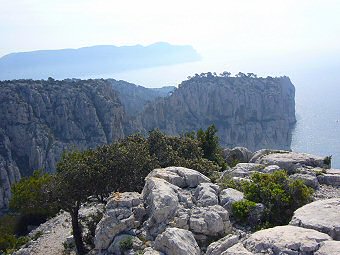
14, 149, 340, 255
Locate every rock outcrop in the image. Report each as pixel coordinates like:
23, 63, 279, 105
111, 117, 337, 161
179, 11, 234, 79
154, 227, 200, 255
94, 167, 233, 253
92, 162, 340, 255
134, 75, 296, 151
252, 151, 328, 173
290, 198, 340, 240
243, 225, 332, 254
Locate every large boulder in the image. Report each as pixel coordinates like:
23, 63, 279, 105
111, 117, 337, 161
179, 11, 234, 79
205, 234, 239, 255
194, 182, 220, 207
94, 192, 144, 251
189, 205, 231, 236
219, 188, 244, 212
249, 149, 288, 163
146, 166, 210, 188
253, 151, 327, 173
243, 225, 332, 254
290, 198, 340, 240
142, 177, 180, 237
154, 227, 200, 255
223, 147, 253, 165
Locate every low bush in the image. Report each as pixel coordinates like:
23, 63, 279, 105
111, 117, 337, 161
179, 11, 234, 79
242, 170, 313, 226
232, 199, 257, 221
119, 236, 133, 251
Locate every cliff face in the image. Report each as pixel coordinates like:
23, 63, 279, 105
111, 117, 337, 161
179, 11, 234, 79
0, 74, 296, 209
0, 79, 125, 208
134, 75, 296, 150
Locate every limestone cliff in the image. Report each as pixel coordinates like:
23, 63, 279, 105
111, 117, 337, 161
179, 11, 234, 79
0, 74, 296, 209
133, 74, 296, 150
0, 79, 125, 208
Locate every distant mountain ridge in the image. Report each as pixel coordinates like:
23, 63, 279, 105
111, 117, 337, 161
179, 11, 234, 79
0, 42, 201, 80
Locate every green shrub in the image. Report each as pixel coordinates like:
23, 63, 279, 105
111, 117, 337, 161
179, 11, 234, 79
232, 200, 257, 221
119, 236, 133, 251
218, 176, 244, 191
242, 170, 313, 225
10, 170, 57, 218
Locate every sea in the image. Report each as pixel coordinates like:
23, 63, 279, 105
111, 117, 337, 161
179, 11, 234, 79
83, 57, 340, 168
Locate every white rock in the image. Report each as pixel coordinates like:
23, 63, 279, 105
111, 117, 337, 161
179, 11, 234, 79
219, 188, 244, 212
146, 166, 210, 188
154, 227, 200, 255
194, 182, 219, 207
290, 173, 319, 189
222, 163, 265, 178
249, 149, 288, 163
290, 198, 340, 240
205, 234, 239, 255
142, 177, 180, 237
254, 151, 326, 173
315, 240, 340, 255
94, 193, 143, 250
317, 169, 340, 187
244, 225, 332, 254
107, 234, 143, 255
223, 147, 253, 164
221, 243, 253, 255
94, 207, 137, 250
170, 207, 190, 230
189, 205, 231, 236
106, 192, 142, 209
143, 247, 164, 255
260, 164, 281, 173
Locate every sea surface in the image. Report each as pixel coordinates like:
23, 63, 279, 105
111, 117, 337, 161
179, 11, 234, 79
83, 58, 340, 168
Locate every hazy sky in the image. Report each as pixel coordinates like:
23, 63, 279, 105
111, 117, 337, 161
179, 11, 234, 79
1, 0, 340, 58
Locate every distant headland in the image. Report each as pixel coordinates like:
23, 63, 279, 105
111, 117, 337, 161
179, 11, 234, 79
0, 42, 201, 80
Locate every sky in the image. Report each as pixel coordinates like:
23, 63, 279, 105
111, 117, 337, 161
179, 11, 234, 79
1, 0, 340, 59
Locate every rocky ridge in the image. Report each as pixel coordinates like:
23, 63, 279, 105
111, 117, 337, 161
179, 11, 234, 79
89, 149, 339, 255
13, 148, 340, 255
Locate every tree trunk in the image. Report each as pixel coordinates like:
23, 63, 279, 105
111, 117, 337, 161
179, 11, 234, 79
71, 207, 86, 255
